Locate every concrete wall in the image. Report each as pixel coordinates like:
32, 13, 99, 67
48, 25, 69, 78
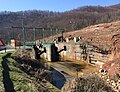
39, 42, 109, 64
40, 43, 59, 62
55, 42, 109, 64
55, 42, 86, 61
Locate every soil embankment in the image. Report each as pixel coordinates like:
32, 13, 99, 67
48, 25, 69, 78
12, 47, 71, 90
12, 48, 60, 91
98, 34, 120, 91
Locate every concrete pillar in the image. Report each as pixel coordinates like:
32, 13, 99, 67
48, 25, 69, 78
86, 50, 90, 63
11, 39, 16, 47
74, 37, 79, 42
47, 45, 52, 61
66, 38, 69, 42
79, 37, 81, 40
46, 43, 58, 62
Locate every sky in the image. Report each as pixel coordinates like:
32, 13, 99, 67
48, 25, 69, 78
0, 0, 120, 12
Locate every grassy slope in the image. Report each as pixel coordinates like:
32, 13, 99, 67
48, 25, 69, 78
0, 51, 38, 92
0, 51, 59, 92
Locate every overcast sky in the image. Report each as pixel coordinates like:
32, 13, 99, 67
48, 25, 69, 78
0, 0, 120, 12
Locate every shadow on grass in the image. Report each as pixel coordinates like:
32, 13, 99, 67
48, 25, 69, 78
1, 53, 16, 92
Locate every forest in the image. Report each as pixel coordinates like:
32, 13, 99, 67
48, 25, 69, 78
0, 4, 120, 43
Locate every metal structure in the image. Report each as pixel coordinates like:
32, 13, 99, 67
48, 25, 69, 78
11, 26, 65, 46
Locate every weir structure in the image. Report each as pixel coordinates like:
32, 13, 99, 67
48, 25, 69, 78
9, 26, 110, 64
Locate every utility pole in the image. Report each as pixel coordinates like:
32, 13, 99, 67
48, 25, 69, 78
42, 28, 45, 42
56, 28, 58, 43
50, 28, 53, 42
22, 12, 25, 47
62, 29, 64, 42
33, 28, 36, 41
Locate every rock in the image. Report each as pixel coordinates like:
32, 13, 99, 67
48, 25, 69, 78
101, 72, 107, 76
100, 65, 103, 68
78, 72, 84, 76
115, 86, 119, 91
111, 80, 116, 86
111, 82, 116, 87
118, 86, 120, 90
111, 63, 115, 66
106, 78, 110, 82
99, 69, 103, 73
116, 80, 120, 87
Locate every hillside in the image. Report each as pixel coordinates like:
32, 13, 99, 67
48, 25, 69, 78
0, 4, 120, 43
64, 20, 120, 91
65, 20, 120, 51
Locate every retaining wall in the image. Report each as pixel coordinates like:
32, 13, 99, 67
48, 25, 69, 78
40, 42, 109, 64
55, 42, 109, 64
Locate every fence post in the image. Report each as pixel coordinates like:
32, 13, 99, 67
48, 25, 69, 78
50, 28, 53, 41
56, 28, 58, 43
33, 28, 36, 41
42, 28, 45, 42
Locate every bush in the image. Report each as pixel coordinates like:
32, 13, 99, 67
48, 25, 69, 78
76, 74, 115, 92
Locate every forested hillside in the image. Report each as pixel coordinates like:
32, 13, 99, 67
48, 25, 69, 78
0, 4, 120, 43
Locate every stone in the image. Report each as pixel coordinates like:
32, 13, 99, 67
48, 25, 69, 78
111, 82, 116, 87
111, 63, 115, 66
100, 65, 103, 68
118, 86, 120, 90
99, 69, 102, 73
111, 80, 116, 87
116, 80, 120, 86
106, 78, 110, 82
101, 72, 107, 76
